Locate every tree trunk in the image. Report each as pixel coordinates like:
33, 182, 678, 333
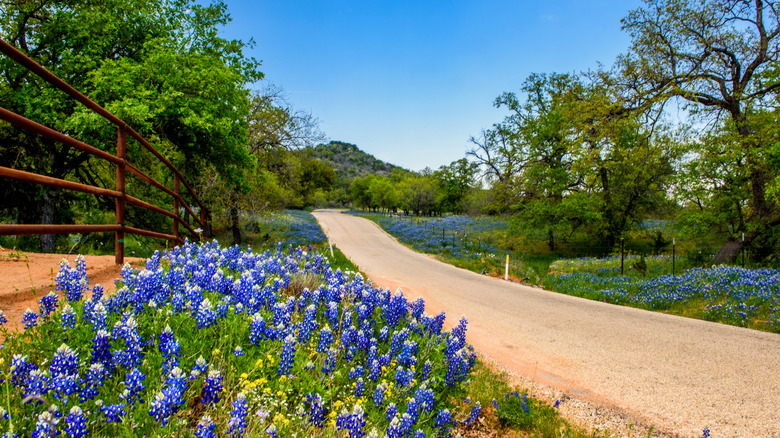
39, 189, 55, 252
203, 208, 214, 239
230, 207, 241, 246
714, 239, 742, 264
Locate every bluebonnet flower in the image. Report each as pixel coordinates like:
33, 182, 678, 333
112, 320, 144, 369
99, 401, 126, 423
50, 344, 79, 376
265, 424, 278, 438
91, 284, 104, 300
11, 354, 37, 387
148, 367, 188, 425
321, 348, 338, 374
553, 399, 560, 408
354, 377, 365, 398
22, 308, 38, 330
202, 370, 223, 405
317, 325, 334, 353
703, 426, 711, 437
386, 403, 399, 421
327, 301, 339, 326
492, 398, 500, 411
195, 298, 217, 329
278, 334, 296, 375
31, 410, 58, 438
196, 415, 218, 438
249, 313, 268, 345
228, 393, 249, 437
0, 309, 6, 326
394, 366, 414, 388
51, 372, 79, 402
190, 356, 208, 380
25, 369, 51, 398
305, 393, 326, 427
384, 290, 408, 327
387, 417, 404, 438
87, 301, 108, 332
159, 326, 181, 373
368, 359, 381, 382
75, 254, 88, 284
38, 292, 59, 319
60, 304, 76, 331
348, 366, 364, 380
413, 384, 436, 413
336, 404, 366, 438
234, 346, 245, 357
372, 382, 388, 406
298, 304, 317, 343
64, 406, 87, 438
462, 402, 481, 426
434, 409, 453, 437
80, 363, 106, 402
120, 368, 145, 406
91, 330, 112, 369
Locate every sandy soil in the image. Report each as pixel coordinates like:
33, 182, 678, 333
313, 209, 780, 438
0, 248, 144, 331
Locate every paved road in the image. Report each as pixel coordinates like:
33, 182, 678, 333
312, 210, 780, 437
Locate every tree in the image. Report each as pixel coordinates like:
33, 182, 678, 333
0, 0, 261, 250
398, 175, 439, 216
620, 0, 780, 261
434, 158, 479, 214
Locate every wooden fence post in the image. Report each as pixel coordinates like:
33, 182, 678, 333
115, 126, 127, 265
173, 173, 180, 242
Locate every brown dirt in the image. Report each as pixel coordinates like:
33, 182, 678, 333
0, 248, 145, 331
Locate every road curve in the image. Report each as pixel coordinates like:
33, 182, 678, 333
312, 209, 780, 437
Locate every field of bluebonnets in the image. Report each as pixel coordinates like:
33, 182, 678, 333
1, 241, 480, 437
545, 256, 780, 333
360, 213, 780, 334
244, 210, 327, 248
350, 213, 508, 264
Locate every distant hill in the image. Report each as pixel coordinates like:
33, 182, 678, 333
311, 141, 405, 180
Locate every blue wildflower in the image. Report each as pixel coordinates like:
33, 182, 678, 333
22, 308, 38, 330
202, 370, 223, 405
60, 304, 76, 331
38, 292, 59, 319
228, 393, 249, 437
305, 393, 326, 427
196, 415, 218, 438
278, 334, 296, 375
64, 406, 87, 438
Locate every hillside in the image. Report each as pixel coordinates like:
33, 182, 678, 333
311, 140, 405, 179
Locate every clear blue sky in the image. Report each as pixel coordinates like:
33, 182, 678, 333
220, 0, 643, 172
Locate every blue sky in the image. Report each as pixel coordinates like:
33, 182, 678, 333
220, 1, 643, 171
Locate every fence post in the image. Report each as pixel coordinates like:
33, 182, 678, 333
672, 237, 675, 276
173, 174, 180, 242
620, 237, 624, 276
115, 125, 127, 265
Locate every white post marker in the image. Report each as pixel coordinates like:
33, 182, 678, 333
328, 239, 334, 258
505, 254, 509, 280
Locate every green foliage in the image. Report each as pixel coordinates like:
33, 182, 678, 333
0, 0, 261, 250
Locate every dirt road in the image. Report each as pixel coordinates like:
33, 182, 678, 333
312, 209, 780, 437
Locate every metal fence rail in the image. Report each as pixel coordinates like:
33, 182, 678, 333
0, 38, 207, 264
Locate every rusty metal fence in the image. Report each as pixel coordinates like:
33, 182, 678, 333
0, 38, 207, 264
